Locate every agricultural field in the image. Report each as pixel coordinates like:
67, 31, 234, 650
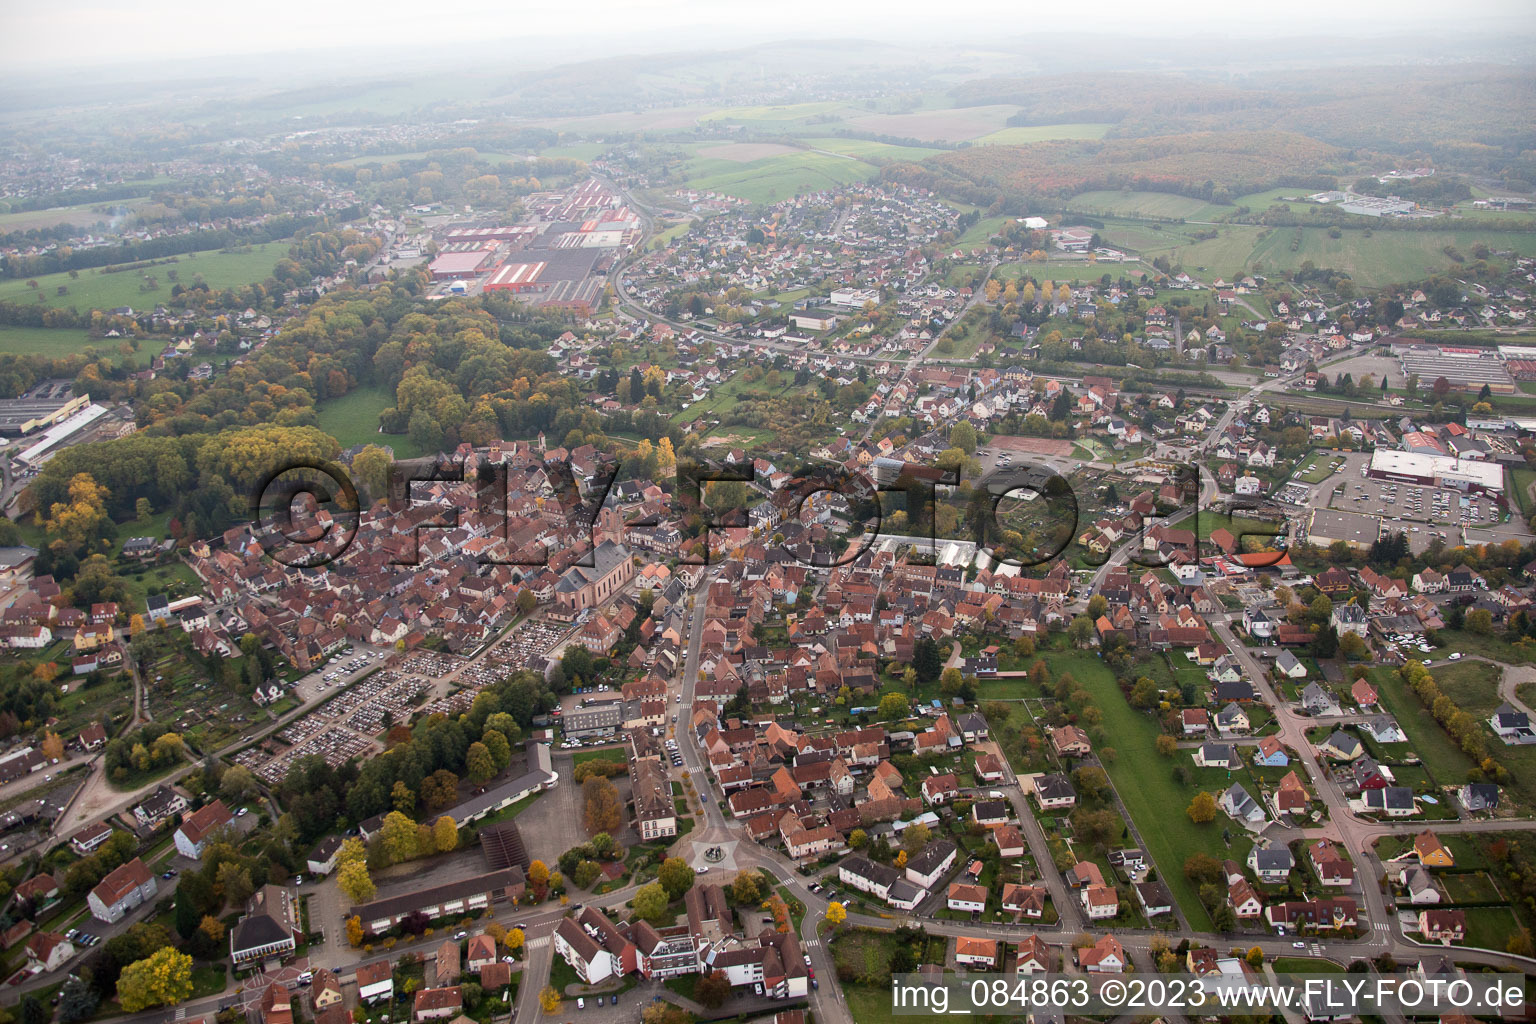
1068, 190, 1229, 221
0, 325, 110, 357
698, 100, 853, 126
1243, 227, 1536, 288
316, 384, 427, 459
799, 137, 945, 162
1097, 216, 1536, 288
0, 245, 282, 312
672, 146, 878, 204
976, 123, 1114, 146
845, 105, 1022, 143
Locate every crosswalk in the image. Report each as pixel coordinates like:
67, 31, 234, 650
1373, 921, 1390, 931
526, 936, 551, 950
802, 938, 821, 950
1308, 943, 1324, 955
174, 1008, 188, 1021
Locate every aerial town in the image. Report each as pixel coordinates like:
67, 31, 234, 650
0, 8, 1535, 1024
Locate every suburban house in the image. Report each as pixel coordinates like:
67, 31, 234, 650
174, 799, 233, 859
1247, 846, 1295, 883
1418, 909, 1467, 945
1030, 773, 1076, 810
947, 882, 988, 914
1013, 935, 1052, 974
1308, 841, 1355, 886
87, 858, 157, 923
1358, 786, 1418, 817
1415, 830, 1455, 868
1076, 934, 1126, 973
356, 961, 394, 1004
954, 936, 999, 969
24, 932, 74, 973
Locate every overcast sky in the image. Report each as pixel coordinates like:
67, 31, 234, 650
2, 0, 1532, 73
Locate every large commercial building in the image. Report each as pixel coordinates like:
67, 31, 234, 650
0, 389, 90, 437
16, 403, 109, 466
1306, 509, 1383, 551
1366, 449, 1505, 497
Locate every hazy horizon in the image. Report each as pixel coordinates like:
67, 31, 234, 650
3, 0, 1535, 79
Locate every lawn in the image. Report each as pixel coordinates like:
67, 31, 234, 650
1441, 871, 1503, 904
0, 245, 283, 312
1271, 956, 1345, 974
0, 324, 109, 357
571, 746, 627, 768
1028, 649, 1241, 930
1196, 512, 1282, 550
1512, 468, 1536, 516
1294, 452, 1346, 485
1367, 667, 1478, 791
1429, 660, 1502, 717
316, 384, 427, 459
1460, 905, 1522, 952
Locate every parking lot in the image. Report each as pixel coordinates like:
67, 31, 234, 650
292, 644, 394, 703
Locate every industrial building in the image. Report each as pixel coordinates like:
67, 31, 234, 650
443, 226, 538, 245
1337, 194, 1416, 217
483, 261, 547, 293
428, 249, 498, 281
1394, 343, 1514, 394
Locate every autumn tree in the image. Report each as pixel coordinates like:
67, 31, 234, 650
116, 947, 194, 1011
345, 916, 365, 947
658, 857, 695, 900
583, 775, 623, 834
633, 882, 670, 924
338, 859, 376, 903
377, 810, 419, 864
465, 741, 496, 785
40, 731, 64, 762
695, 972, 732, 1008
1155, 734, 1177, 757
45, 472, 110, 554
1186, 791, 1218, 824
538, 986, 562, 1014
420, 769, 459, 813
731, 871, 763, 905
528, 860, 550, 897
825, 901, 847, 927
505, 927, 525, 953
433, 815, 459, 853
